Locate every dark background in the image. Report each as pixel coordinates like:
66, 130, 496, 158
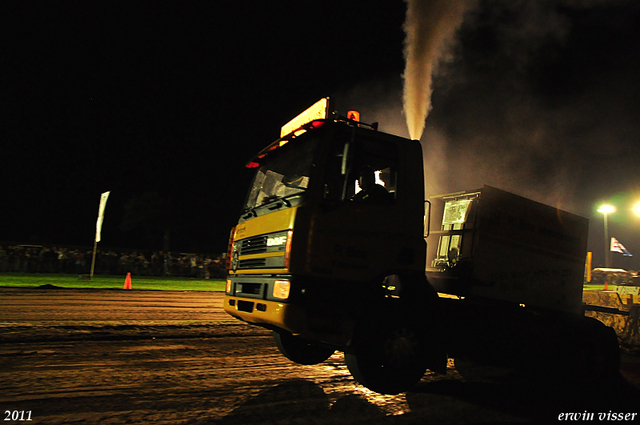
2, 1, 640, 269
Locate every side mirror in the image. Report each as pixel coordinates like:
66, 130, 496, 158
424, 200, 431, 238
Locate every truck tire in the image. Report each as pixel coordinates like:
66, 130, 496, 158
345, 312, 429, 394
560, 315, 621, 383
272, 330, 336, 365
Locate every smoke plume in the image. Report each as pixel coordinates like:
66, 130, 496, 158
402, 0, 472, 140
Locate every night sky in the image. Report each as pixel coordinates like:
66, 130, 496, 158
2, 1, 640, 270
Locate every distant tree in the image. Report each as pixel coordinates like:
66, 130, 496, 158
120, 192, 174, 251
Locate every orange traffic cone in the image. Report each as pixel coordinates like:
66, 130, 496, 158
604, 281, 608, 291
124, 272, 132, 290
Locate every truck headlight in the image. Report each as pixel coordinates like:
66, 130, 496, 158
273, 280, 291, 299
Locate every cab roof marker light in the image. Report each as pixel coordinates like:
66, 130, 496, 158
288, 120, 325, 138
347, 110, 360, 122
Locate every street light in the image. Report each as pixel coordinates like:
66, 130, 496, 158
597, 205, 615, 268
633, 201, 640, 218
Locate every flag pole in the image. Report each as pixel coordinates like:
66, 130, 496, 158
90, 237, 98, 280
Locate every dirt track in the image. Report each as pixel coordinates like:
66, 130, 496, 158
1, 287, 639, 424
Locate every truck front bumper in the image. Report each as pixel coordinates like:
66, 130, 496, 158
224, 274, 307, 334
224, 274, 355, 346
223, 296, 305, 333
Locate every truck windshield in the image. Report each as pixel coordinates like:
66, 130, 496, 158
243, 137, 320, 214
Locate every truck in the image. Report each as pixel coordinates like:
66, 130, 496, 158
223, 98, 616, 394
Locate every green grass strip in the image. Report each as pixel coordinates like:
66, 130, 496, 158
0, 273, 226, 291
583, 283, 609, 291
0, 273, 607, 293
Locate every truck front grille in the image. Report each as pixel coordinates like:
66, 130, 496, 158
239, 258, 267, 269
233, 231, 289, 271
240, 236, 268, 255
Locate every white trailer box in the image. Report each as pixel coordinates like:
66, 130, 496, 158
426, 186, 589, 314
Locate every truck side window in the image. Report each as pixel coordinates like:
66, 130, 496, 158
347, 138, 397, 203
323, 134, 397, 203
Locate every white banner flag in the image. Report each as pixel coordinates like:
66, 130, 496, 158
95, 191, 110, 243
610, 237, 632, 257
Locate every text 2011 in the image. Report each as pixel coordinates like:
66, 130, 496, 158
4, 411, 32, 421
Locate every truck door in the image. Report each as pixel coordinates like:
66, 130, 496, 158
307, 131, 402, 283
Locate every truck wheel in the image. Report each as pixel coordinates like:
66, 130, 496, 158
273, 330, 336, 365
345, 316, 428, 394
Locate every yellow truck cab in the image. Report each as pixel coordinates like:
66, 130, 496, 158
224, 98, 442, 393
